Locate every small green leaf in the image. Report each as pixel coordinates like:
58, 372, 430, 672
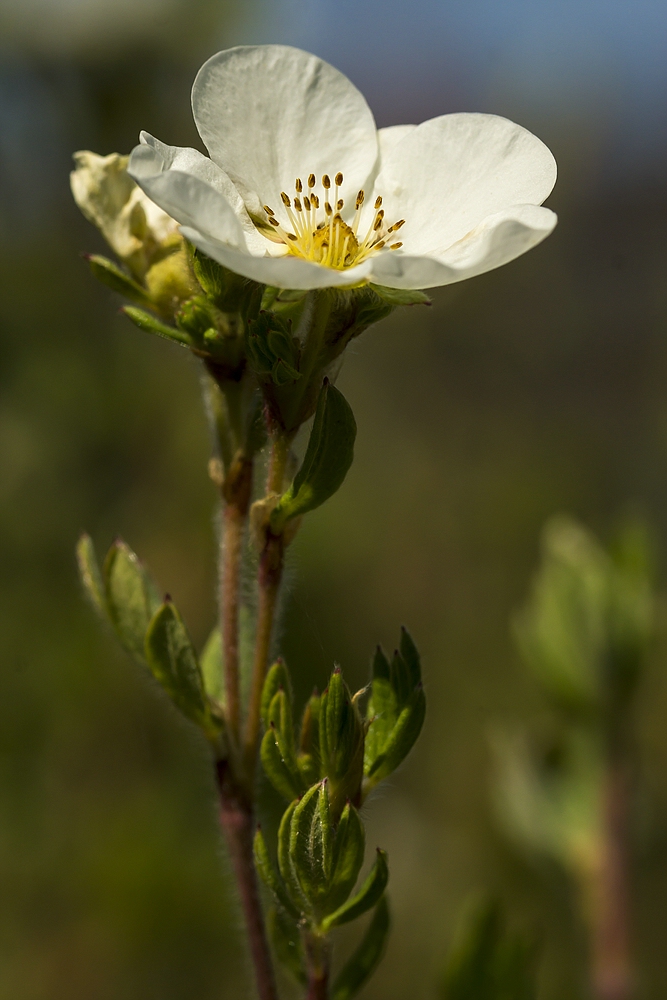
144, 600, 216, 735
277, 800, 305, 909
399, 627, 422, 688
321, 849, 389, 932
253, 827, 300, 919
326, 802, 365, 913
122, 306, 191, 348
86, 254, 154, 308
268, 907, 307, 986
76, 533, 106, 616
369, 284, 431, 307
260, 727, 304, 802
320, 669, 365, 820
366, 685, 426, 787
261, 659, 292, 729
103, 539, 161, 659
331, 896, 391, 1000
270, 380, 356, 532
289, 783, 325, 907
200, 626, 224, 704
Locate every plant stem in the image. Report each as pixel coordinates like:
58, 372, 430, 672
220, 457, 253, 745
217, 762, 279, 1000
304, 931, 330, 1000
243, 435, 290, 777
590, 756, 634, 1000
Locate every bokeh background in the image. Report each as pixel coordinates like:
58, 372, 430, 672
2, 1, 667, 997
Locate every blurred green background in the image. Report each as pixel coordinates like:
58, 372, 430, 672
2, 0, 667, 997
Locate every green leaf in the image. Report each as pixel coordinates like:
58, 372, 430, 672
144, 600, 216, 735
200, 626, 224, 705
85, 254, 154, 308
319, 668, 365, 820
289, 783, 326, 908
253, 827, 301, 919
261, 659, 292, 729
331, 896, 391, 1000
321, 849, 389, 932
369, 284, 431, 307
103, 539, 161, 659
122, 306, 191, 348
260, 727, 304, 802
326, 801, 366, 913
270, 380, 356, 532
268, 907, 307, 986
277, 800, 306, 909
76, 533, 106, 616
366, 685, 426, 787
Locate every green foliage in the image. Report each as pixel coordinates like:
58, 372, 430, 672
122, 305, 192, 348
513, 516, 655, 714
85, 254, 154, 308
246, 310, 302, 385
101, 537, 161, 660
441, 901, 537, 1000
200, 626, 224, 705
270, 380, 357, 532
319, 668, 365, 819
369, 284, 432, 307
320, 848, 389, 932
363, 628, 426, 792
331, 896, 391, 1000
76, 535, 224, 747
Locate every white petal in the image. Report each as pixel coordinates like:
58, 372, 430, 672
369, 204, 557, 289
180, 227, 373, 291
191, 45, 379, 212
378, 125, 416, 163
129, 133, 265, 253
375, 113, 557, 257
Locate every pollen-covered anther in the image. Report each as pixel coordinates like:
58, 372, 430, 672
261, 171, 406, 269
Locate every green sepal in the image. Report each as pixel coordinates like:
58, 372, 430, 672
246, 311, 302, 385
85, 254, 154, 308
270, 380, 356, 533
103, 539, 161, 660
144, 600, 221, 739
289, 782, 331, 910
277, 800, 306, 909
326, 801, 366, 913
320, 669, 365, 819
366, 686, 426, 787
260, 725, 304, 802
331, 896, 391, 1000
321, 849, 389, 932
200, 626, 224, 705
261, 659, 292, 729
297, 690, 322, 786
253, 826, 301, 920
268, 906, 307, 986
369, 284, 431, 307
122, 306, 191, 348
76, 533, 106, 616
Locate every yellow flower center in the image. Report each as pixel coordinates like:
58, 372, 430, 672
261, 172, 405, 270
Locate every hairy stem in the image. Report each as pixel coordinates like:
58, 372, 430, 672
217, 762, 279, 1000
220, 458, 253, 744
243, 435, 289, 776
304, 931, 330, 1000
590, 757, 633, 1000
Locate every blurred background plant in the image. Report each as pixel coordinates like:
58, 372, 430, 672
3, 1, 667, 999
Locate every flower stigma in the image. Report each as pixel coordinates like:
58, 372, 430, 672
261, 172, 405, 270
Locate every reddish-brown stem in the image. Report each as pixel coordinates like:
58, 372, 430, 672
217, 762, 279, 1000
304, 931, 330, 1000
219, 458, 253, 744
590, 758, 634, 1000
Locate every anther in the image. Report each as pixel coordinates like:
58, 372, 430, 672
356, 190, 365, 208
322, 175, 331, 189
268, 217, 280, 227
374, 216, 383, 231
311, 194, 320, 208
295, 178, 303, 193
303, 195, 311, 211
308, 174, 316, 188
294, 197, 302, 212
388, 220, 405, 232
263, 205, 275, 216
375, 240, 386, 249
374, 196, 383, 209
390, 242, 403, 250
281, 192, 291, 207
337, 199, 344, 210
335, 172, 343, 186
325, 202, 332, 216
287, 233, 297, 241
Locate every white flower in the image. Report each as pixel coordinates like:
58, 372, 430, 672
71, 150, 179, 278
128, 45, 557, 292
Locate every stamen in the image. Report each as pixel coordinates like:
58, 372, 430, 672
325, 202, 332, 216
374, 196, 382, 209
356, 190, 365, 209
281, 192, 291, 207
308, 174, 316, 188
388, 220, 405, 233
294, 197, 302, 212
337, 199, 344, 211
390, 242, 403, 250
335, 172, 343, 186
268, 217, 280, 227
295, 178, 303, 193
264, 205, 275, 216
322, 175, 331, 189
303, 196, 311, 211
